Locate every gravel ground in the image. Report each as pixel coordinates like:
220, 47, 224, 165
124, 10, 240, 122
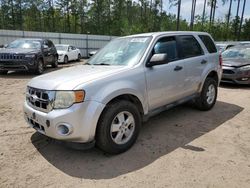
0, 62, 250, 188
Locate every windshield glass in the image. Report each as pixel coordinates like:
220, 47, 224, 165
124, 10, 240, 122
222, 47, 250, 59
7, 39, 41, 49
55, 45, 68, 51
88, 37, 151, 66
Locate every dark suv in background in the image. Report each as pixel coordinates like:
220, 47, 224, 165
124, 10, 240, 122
0, 38, 58, 74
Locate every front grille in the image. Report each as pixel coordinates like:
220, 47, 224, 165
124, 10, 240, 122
223, 69, 235, 74
0, 53, 24, 60
26, 87, 55, 113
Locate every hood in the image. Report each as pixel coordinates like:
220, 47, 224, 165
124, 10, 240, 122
223, 58, 250, 67
28, 65, 126, 90
0, 48, 40, 54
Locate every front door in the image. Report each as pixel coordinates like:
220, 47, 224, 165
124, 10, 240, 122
145, 36, 187, 111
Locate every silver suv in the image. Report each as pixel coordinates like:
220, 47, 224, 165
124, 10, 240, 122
24, 32, 222, 154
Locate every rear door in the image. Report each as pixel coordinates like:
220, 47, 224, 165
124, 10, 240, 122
176, 35, 206, 95
145, 36, 187, 111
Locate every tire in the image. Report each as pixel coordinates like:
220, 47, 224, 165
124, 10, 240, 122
0, 70, 8, 75
52, 55, 58, 68
35, 59, 44, 75
96, 100, 141, 154
194, 77, 218, 111
77, 54, 81, 61
64, 55, 68, 64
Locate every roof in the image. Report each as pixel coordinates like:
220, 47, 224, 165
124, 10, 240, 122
55, 44, 69, 46
122, 31, 210, 38
16, 38, 44, 41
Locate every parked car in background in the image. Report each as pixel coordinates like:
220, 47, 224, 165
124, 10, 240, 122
24, 31, 221, 154
0, 38, 58, 75
221, 45, 250, 85
88, 50, 98, 58
216, 43, 235, 53
55, 44, 81, 64
240, 41, 250, 46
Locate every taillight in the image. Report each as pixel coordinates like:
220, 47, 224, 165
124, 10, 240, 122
219, 54, 223, 67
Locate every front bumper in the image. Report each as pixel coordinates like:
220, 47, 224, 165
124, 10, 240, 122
0, 60, 36, 71
23, 100, 105, 143
58, 55, 65, 63
221, 66, 250, 84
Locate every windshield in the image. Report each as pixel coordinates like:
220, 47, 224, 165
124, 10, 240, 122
7, 39, 41, 49
222, 47, 250, 60
55, 45, 68, 51
88, 37, 151, 66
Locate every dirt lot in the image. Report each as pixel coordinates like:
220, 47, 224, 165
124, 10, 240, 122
0, 62, 250, 188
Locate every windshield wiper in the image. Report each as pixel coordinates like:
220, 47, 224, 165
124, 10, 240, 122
94, 63, 111, 66
84, 62, 91, 65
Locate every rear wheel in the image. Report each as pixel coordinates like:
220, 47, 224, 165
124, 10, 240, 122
0, 70, 8, 75
51, 55, 58, 68
195, 77, 218, 111
35, 59, 44, 75
96, 100, 141, 154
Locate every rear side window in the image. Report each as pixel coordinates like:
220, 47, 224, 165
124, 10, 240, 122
48, 40, 54, 48
153, 36, 178, 62
178, 35, 204, 58
198, 35, 217, 53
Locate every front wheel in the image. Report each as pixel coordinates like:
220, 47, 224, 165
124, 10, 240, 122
96, 100, 141, 154
77, 54, 81, 61
194, 77, 218, 111
51, 55, 58, 68
35, 59, 44, 75
64, 55, 68, 64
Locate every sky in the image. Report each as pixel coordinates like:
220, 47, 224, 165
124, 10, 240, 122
163, 0, 250, 22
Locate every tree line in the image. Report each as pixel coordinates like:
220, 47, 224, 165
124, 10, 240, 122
0, 0, 249, 41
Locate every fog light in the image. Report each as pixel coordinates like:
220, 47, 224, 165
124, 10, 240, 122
57, 124, 72, 136
241, 78, 249, 81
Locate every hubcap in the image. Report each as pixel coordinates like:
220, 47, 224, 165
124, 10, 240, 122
110, 111, 135, 145
206, 84, 215, 105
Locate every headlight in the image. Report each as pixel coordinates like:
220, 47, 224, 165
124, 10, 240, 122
54, 90, 85, 109
239, 65, 250, 70
25, 54, 36, 58
59, 54, 63, 56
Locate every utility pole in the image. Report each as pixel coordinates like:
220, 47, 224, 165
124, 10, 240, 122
176, 0, 181, 31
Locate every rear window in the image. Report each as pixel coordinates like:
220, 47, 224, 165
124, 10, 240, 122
178, 35, 204, 58
199, 35, 217, 53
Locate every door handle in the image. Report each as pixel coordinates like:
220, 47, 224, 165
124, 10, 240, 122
201, 59, 207, 64
174, 66, 183, 71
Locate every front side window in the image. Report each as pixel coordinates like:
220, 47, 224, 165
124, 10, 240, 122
153, 36, 178, 62
178, 35, 204, 58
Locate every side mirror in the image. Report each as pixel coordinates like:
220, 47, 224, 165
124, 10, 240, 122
146, 53, 168, 67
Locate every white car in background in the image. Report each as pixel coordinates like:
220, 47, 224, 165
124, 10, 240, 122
55, 44, 81, 63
